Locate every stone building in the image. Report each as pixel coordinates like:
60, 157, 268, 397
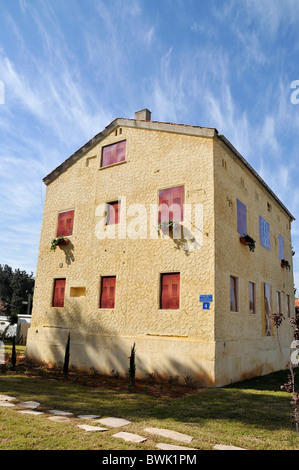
26, 109, 295, 387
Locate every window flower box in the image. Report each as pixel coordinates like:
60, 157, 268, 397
239, 234, 256, 252
158, 220, 179, 237
50, 236, 69, 252
281, 259, 291, 271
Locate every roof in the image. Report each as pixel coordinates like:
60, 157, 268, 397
43, 114, 295, 222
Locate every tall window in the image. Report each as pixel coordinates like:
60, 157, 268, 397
259, 216, 271, 250
100, 276, 116, 309
286, 294, 291, 318
52, 279, 66, 308
230, 276, 238, 312
278, 234, 284, 260
57, 210, 74, 237
158, 186, 184, 224
277, 291, 281, 315
237, 199, 247, 236
264, 283, 272, 336
160, 273, 180, 309
249, 282, 255, 314
106, 201, 121, 225
101, 141, 126, 168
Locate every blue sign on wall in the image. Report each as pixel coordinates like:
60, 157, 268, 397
203, 302, 210, 310
200, 295, 213, 303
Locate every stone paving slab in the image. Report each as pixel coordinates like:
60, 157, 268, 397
213, 444, 246, 450
156, 443, 197, 451
48, 416, 72, 423
77, 424, 109, 432
113, 432, 147, 443
0, 394, 17, 402
18, 401, 41, 409
0, 401, 15, 407
144, 427, 193, 443
18, 410, 44, 416
96, 417, 131, 428
48, 410, 73, 416
77, 415, 101, 419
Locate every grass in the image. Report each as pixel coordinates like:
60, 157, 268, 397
1, 343, 299, 450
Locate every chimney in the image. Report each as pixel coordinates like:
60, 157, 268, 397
135, 108, 151, 121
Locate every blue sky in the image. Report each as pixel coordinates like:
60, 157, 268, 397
0, 0, 299, 292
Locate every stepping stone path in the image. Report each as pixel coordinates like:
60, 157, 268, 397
96, 417, 131, 428
113, 432, 147, 443
0, 394, 17, 402
144, 427, 193, 444
48, 410, 73, 416
213, 444, 246, 450
18, 401, 41, 409
77, 415, 101, 419
77, 424, 108, 432
0, 391, 249, 450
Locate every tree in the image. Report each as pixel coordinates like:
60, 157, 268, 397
0, 264, 35, 323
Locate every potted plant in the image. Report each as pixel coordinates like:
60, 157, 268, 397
281, 259, 291, 271
239, 234, 256, 252
50, 236, 69, 252
158, 220, 179, 236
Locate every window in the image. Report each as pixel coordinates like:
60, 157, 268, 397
230, 276, 238, 312
100, 277, 116, 309
158, 186, 184, 224
277, 291, 281, 314
264, 283, 272, 336
259, 216, 271, 250
101, 141, 126, 168
106, 201, 121, 225
52, 279, 66, 307
249, 282, 255, 314
286, 294, 291, 318
237, 199, 247, 236
57, 210, 74, 238
278, 234, 284, 260
160, 273, 180, 309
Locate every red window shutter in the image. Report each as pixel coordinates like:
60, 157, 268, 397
161, 273, 180, 309
101, 141, 126, 167
107, 202, 120, 225
53, 279, 66, 307
57, 210, 74, 237
158, 186, 184, 224
100, 277, 116, 308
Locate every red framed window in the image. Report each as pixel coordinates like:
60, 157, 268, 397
160, 273, 180, 309
57, 210, 74, 237
107, 201, 121, 225
100, 276, 116, 309
158, 186, 184, 224
52, 279, 66, 308
101, 141, 126, 168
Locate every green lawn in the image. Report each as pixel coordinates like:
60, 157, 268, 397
1, 361, 299, 450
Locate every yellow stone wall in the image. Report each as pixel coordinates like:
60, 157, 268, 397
27, 125, 217, 386
214, 139, 294, 386
26, 123, 295, 386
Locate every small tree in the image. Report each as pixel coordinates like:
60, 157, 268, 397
11, 336, 16, 370
127, 343, 136, 391
63, 333, 70, 376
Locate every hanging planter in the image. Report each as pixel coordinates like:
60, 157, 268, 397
50, 236, 69, 252
158, 220, 179, 237
239, 234, 256, 252
281, 259, 291, 271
